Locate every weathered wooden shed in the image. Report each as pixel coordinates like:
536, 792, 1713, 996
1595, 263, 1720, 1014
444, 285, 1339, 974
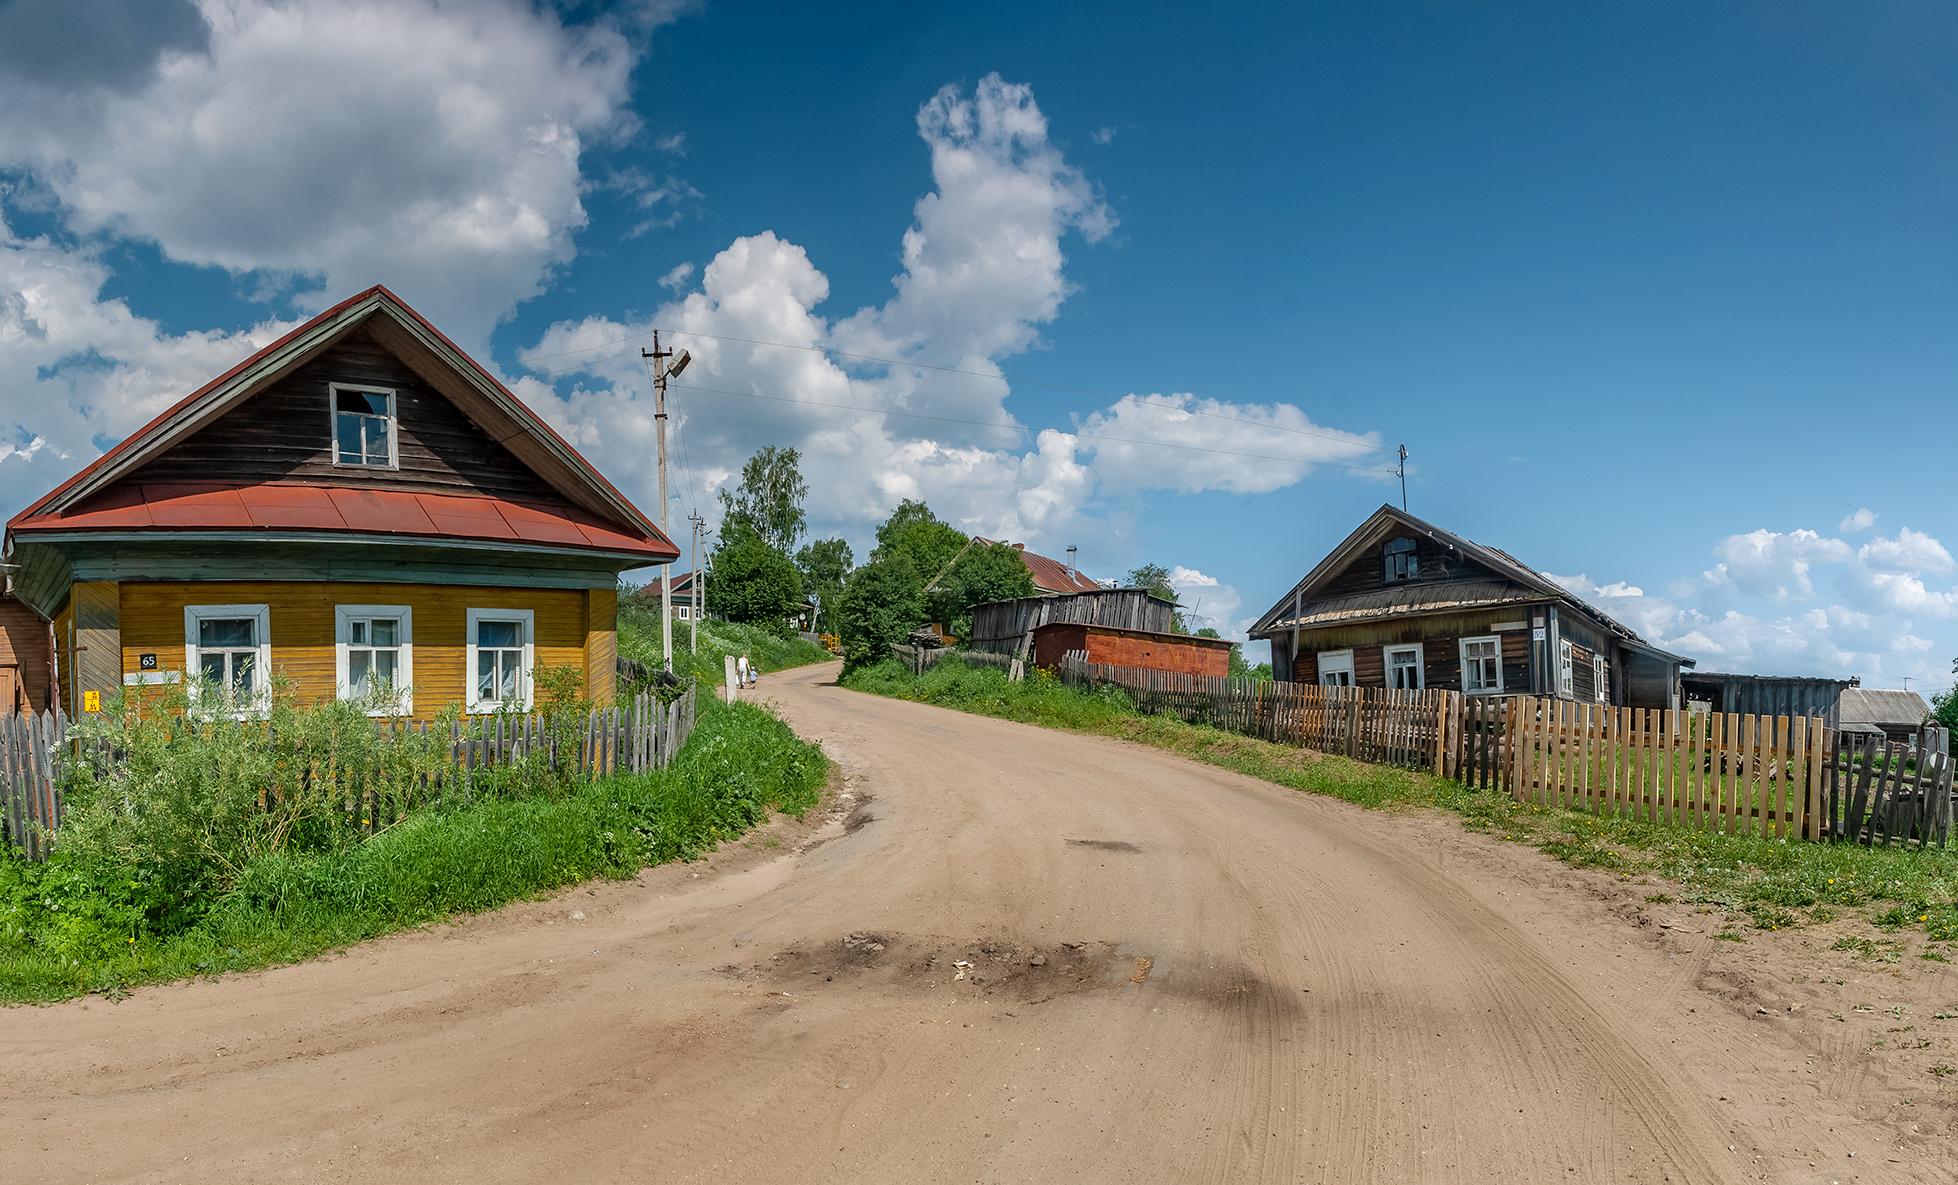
1247, 506, 1692, 709
1679, 672, 1855, 728
967, 589, 1176, 656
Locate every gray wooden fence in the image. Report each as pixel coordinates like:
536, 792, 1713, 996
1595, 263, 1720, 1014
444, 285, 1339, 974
0, 684, 699, 863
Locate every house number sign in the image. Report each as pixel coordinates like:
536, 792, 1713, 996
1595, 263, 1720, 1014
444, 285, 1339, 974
1532, 628, 1546, 641
139, 653, 157, 670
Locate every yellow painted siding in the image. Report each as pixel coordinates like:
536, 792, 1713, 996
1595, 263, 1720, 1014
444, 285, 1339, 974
117, 581, 589, 719
584, 587, 617, 704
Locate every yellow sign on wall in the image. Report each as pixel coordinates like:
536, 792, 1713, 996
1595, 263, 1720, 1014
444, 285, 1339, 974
83, 690, 101, 713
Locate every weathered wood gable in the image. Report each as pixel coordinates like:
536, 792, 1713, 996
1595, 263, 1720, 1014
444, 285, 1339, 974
1309, 529, 1527, 606
112, 327, 558, 503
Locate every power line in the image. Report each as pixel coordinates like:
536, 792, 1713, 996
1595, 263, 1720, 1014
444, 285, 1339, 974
518, 327, 1389, 453
667, 380, 1399, 474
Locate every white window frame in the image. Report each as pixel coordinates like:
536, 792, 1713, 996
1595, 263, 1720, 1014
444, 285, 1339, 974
1459, 635, 1503, 695
184, 603, 272, 713
328, 382, 400, 470
466, 607, 534, 713
334, 604, 414, 715
1593, 653, 1609, 704
1317, 648, 1355, 687
1385, 643, 1424, 691
1558, 638, 1575, 697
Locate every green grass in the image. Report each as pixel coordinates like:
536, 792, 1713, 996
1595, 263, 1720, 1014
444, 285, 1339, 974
845, 656, 1958, 945
0, 695, 829, 1004
618, 601, 832, 689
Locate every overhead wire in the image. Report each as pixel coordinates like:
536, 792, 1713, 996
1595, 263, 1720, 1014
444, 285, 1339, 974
666, 380, 1399, 474
516, 327, 1388, 453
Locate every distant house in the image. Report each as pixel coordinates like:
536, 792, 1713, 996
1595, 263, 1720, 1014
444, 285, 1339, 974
1246, 506, 1691, 708
2, 286, 679, 719
636, 570, 702, 620
931, 537, 1102, 597
1837, 688, 1931, 744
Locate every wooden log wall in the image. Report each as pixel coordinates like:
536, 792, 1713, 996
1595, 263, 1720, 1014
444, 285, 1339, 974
967, 590, 1175, 654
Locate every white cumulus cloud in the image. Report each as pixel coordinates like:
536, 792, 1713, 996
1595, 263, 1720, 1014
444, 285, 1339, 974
515, 75, 1383, 561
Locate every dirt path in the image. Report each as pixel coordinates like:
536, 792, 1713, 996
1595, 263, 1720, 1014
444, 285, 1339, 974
5, 661, 1950, 1182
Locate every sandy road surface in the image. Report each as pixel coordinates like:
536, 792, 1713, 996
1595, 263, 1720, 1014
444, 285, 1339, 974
5, 661, 1939, 1183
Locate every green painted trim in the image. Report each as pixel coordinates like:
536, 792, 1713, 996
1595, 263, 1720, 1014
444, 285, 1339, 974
28, 538, 660, 593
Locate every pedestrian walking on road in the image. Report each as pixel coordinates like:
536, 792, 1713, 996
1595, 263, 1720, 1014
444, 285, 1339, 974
737, 653, 754, 688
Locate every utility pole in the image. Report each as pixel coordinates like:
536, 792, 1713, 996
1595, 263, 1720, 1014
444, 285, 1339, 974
1397, 445, 1409, 511
697, 509, 712, 650
641, 335, 691, 672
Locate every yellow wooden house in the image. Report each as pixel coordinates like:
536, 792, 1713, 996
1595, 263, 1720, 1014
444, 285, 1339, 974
2, 287, 678, 720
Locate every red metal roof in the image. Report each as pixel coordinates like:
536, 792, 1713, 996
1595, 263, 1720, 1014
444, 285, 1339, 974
8, 482, 675, 559
973, 538, 1101, 594
5, 285, 673, 557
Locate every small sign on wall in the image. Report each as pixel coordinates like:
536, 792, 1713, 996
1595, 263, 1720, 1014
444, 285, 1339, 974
139, 653, 158, 670
83, 690, 101, 712
1532, 628, 1546, 641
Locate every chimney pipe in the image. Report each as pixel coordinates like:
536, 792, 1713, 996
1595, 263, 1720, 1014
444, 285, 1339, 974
1066, 545, 1077, 581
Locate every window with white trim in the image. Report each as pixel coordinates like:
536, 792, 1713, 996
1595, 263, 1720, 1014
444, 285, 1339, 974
1593, 653, 1609, 703
335, 605, 412, 714
1318, 649, 1355, 687
184, 604, 272, 709
1386, 644, 1424, 690
1460, 636, 1502, 694
330, 383, 398, 469
1558, 638, 1575, 697
466, 608, 534, 712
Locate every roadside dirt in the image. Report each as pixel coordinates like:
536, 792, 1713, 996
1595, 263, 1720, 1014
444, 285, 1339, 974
3, 659, 1953, 1183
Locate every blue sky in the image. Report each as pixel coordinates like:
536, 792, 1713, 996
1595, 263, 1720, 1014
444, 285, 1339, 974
1, 1, 1953, 692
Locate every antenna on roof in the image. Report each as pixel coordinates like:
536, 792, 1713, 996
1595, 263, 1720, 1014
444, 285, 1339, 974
1397, 445, 1409, 511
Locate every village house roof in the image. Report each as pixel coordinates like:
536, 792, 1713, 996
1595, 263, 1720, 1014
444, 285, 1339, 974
1249, 505, 1690, 665
5, 286, 676, 567
935, 537, 1100, 596
1838, 688, 1931, 732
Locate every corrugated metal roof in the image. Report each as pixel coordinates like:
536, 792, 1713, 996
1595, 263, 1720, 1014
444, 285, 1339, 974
1839, 688, 1931, 727
1262, 580, 1541, 629
9, 482, 672, 558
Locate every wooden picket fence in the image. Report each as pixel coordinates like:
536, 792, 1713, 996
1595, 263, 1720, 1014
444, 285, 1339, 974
1053, 653, 1448, 771
0, 684, 699, 863
1503, 699, 1953, 847
1030, 654, 1958, 849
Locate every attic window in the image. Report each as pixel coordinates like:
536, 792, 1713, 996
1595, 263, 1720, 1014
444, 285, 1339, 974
331, 384, 397, 468
1383, 537, 1418, 583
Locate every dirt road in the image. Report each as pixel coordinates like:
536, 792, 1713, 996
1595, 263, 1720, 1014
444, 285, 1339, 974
5, 661, 1944, 1182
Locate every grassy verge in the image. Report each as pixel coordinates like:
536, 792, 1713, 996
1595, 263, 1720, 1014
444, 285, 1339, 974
618, 601, 832, 688
843, 657, 1958, 952
0, 695, 829, 1004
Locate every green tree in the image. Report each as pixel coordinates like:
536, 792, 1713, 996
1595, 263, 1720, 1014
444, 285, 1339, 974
718, 445, 809, 554
796, 536, 854, 634
1194, 626, 1251, 677
935, 540, 1037, 637
871, 499, 968, 592
837, 555, 926, 671
706, 534, 804, 634
1934, 657, 1958, 730
1129, 562, 1188, 633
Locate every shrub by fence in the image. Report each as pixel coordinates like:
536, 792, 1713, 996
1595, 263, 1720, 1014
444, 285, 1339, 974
1, 684, 698, 864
